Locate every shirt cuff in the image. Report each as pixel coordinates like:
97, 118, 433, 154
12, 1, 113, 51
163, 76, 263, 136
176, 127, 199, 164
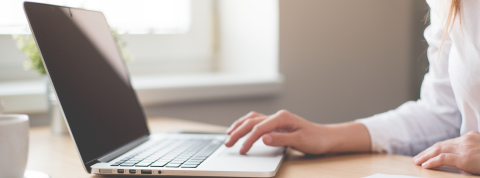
356, 117, 389, 154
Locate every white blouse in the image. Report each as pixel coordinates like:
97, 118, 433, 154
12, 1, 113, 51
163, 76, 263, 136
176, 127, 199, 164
357, 0, 480, 156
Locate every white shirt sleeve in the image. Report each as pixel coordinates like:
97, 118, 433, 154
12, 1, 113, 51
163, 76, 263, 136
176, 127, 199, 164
356, 0, 462, 156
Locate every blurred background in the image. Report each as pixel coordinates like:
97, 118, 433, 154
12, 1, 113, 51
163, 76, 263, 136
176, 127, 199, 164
0, 0, 430, 126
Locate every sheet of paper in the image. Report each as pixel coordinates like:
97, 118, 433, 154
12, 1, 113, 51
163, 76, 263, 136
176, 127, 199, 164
363, 173, 425, 178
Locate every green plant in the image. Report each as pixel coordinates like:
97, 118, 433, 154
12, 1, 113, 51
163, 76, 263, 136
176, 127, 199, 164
111, 28, 134, 63
12, 34, 45, 74
12, 29, 134, 75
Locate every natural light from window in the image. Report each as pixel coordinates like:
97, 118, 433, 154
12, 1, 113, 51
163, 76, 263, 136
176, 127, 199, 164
0, 0, 190, 34
0, 0, 281, 114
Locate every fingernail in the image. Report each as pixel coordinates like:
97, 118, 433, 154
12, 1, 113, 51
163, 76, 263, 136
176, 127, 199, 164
263, 135, 273, 145
421, 161, 428, 167
239, 146, 246, 154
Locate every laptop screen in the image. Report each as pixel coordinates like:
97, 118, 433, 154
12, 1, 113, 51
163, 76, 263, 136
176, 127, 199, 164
24, 2, 150, 171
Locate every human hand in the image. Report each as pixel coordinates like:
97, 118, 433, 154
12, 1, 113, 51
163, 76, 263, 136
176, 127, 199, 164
224, 110, 334, 155
413, 131, 480, 174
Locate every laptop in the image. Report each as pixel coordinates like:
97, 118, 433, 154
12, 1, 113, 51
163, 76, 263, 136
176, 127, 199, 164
23, 2, 284, 177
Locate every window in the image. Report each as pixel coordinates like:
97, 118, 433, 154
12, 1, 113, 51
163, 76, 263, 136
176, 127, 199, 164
0, 0, 281, 114
0, 0, 213, 81
0, 0, 190, 34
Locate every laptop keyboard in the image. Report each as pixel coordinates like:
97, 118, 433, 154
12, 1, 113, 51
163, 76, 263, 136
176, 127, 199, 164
110, 138, 223, 168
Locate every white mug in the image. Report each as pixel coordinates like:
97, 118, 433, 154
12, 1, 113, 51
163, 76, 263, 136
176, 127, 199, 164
0, 114, 29, 178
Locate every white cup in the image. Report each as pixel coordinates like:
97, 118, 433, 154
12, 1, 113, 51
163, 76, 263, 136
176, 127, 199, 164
0, 114, 29, 178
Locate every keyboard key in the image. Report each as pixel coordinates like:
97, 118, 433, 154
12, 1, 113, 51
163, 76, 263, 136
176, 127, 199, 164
127, 159, 142, 162
149, 164, 166, 167
138, 161, 153, 164
191, 156, 207, 159
120, 163, 135, 167
181, 164, 198, 168
163, 156, 177, 159
123, 161, 139, 164
116, 138, 223, 169
135, 164, 150, 167
110, 162, 122, 166
165, 163, 181, 168
150, 162, 168, 167
185, 161, 202, 164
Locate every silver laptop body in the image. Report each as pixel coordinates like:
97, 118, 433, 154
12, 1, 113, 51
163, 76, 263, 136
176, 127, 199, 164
92, 134, 284, 177
24, 2, 284, 177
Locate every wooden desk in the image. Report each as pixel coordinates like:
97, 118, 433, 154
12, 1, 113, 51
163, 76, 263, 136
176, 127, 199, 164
27, 118, 478, 178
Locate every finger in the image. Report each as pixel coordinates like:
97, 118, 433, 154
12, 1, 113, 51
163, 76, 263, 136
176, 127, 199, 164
413, 144, 458, 165
240, 110, 295, 154
224, 116, 266, 147
262, 131, 299, 147
227, 111, 265, 135
421, 153, 459, 169
413, 138, 459, 162
226, 112, 262, 134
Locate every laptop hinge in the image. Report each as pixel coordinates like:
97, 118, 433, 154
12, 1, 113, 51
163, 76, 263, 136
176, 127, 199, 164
96, 135, 149, 163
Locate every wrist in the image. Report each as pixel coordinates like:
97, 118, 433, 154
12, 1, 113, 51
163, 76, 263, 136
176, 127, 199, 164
323, 122, 371, 154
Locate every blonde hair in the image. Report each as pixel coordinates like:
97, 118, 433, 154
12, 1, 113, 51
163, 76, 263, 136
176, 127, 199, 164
440, 0, 461, 52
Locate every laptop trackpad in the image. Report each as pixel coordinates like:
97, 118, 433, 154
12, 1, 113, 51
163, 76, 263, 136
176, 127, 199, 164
200, 137, 284, 172
218, 138, 284, 157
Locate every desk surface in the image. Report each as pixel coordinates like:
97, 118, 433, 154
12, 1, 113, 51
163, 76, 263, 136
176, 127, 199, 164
28, 118, 478, 178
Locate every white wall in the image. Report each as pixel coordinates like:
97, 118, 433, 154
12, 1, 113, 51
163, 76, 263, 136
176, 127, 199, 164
143, 0, 429, 126
217, 0, 278, 75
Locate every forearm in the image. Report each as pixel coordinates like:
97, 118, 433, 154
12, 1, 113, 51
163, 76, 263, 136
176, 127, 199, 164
322, 121, 371, 154
225, 110, 373, 155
